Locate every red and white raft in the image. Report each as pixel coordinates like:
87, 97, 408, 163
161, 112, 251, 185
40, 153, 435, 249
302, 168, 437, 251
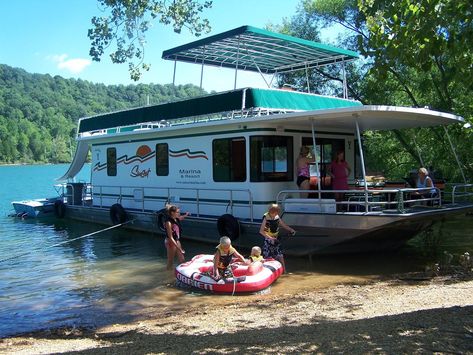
175, 254, 283, 294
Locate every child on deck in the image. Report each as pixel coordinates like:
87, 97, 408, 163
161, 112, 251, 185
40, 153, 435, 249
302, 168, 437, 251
259, 204, 296, 272
213, 236, 246, 278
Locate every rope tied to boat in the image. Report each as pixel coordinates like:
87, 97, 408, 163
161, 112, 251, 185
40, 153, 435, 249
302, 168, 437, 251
0, 219, 134, 264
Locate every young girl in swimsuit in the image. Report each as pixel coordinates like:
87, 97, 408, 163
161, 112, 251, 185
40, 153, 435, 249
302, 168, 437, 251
259, 204, 295, 272
164, 205, 190, 270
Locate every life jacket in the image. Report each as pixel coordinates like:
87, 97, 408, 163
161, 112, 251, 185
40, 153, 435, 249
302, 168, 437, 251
263, 212, 280, 238
249, 255, 263, 262
216, 244, 236, 270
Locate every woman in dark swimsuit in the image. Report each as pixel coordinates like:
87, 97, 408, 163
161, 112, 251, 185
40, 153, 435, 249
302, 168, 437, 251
164, 205, 189, 270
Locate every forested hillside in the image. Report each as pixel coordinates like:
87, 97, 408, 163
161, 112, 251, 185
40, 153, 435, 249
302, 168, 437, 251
0, 64, 205, 164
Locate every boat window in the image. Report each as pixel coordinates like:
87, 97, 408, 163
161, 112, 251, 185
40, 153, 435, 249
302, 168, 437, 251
106, 147, 117, 176
250, 136, 293, 182
212, 137, 246, 182
156, 143, 169, 176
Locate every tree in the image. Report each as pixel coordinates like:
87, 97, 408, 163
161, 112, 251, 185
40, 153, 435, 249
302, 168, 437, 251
297, 0, 473, 181
88, 0, 213, 81
0, 63, 206, 164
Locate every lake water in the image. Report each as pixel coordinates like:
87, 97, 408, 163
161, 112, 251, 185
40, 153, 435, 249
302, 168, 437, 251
0, 164, 472, 338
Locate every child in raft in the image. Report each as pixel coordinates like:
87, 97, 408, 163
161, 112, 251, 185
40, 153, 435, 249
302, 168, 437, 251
213, 236, 246, 278
259, 203, 296, 272
248, 246, 264, 263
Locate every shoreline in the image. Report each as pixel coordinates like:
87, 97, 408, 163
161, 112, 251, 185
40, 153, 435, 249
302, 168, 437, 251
2, 273, 472, 354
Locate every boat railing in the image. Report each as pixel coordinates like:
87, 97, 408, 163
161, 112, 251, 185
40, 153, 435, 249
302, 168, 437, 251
277, 186, 444, 214
83, 184, 255, 221
57, 182, 93, 206
450, 183, 473, 204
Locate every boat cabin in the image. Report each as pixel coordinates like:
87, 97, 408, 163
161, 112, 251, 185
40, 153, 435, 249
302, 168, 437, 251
53, 25, 473, 255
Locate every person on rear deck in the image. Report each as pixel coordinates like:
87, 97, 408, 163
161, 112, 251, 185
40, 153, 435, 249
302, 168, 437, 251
412, 167, 436, 201
328, 150, 351, 211
213, 236, 246, 279
259, 204, 296, 273
296, 146, 315, 197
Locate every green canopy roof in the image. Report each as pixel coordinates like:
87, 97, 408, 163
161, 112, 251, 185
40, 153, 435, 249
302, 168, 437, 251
78, 88, 362, 134
162, 25, 359, 74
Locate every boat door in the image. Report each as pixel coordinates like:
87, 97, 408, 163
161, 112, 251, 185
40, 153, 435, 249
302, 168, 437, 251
302, 137, 346, 189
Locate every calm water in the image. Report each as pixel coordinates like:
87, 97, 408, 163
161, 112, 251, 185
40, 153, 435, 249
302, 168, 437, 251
0, 164, 472, 338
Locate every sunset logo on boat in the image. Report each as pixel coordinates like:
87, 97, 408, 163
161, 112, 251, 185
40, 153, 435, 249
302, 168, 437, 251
169, 149, 208, 160
120, 145, 155, 165
93, 145, 156, 172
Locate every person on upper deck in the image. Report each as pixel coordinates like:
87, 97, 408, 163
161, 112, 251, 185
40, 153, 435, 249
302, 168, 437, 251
328, 150, 351, 209
296, 146, 315, 197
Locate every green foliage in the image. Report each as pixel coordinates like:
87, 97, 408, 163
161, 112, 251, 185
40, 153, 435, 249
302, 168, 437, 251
292, 0, 473, 182
0, 64, 205, 164
89, 0, 212, 81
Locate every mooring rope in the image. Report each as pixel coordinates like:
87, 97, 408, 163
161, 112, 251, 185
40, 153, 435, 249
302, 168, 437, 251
0, 219, 134, 264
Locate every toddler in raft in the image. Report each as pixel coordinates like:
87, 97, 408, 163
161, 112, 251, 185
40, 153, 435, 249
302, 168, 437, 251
248, 246, 264, 263
213, 236, 246, 278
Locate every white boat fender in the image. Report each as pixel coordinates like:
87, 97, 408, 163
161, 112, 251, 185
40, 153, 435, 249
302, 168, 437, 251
110, 203, 127, 225
54, 200, 66, 218
155, 208, 168, 233
217, 214, 240, 241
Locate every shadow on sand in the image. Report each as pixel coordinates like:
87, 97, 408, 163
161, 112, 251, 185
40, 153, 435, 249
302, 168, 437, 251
6, 305, 472, 354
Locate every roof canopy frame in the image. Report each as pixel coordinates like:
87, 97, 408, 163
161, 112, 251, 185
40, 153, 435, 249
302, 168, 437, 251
162, 25, 359, 91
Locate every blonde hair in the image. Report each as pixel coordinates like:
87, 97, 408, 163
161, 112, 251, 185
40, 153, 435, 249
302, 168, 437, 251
268, 203, 280, 214
251, 246, 261, 256
219, 236, 231, 246
418, 167, 429, 175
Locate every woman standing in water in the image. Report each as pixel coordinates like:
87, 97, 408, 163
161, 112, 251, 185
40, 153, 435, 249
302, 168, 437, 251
164, 205, 189, 270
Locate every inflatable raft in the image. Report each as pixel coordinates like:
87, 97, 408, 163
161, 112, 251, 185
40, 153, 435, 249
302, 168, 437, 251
175, 254, 283, 294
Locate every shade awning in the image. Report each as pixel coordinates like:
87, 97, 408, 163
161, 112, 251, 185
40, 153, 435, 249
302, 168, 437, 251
162, 25, 359, 74
256, 105, 464, 131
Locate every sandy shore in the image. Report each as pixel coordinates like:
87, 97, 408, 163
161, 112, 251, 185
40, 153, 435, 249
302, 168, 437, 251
1, 272, 472, 354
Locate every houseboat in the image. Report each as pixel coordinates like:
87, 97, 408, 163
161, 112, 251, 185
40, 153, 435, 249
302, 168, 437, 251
51, 25, 472, 255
